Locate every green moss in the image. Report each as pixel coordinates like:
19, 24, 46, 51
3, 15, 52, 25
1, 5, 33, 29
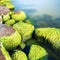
6, 3, 14, 11
0, 31, 21, 50
19, 42, 26, 49
28, 44, 48, 60
0, 42, 12, 60
35, 28, 60, 55
0, 0, 11, 6
13, 21, 34, 41
12, 50, 28, 60
3, 14, 10, 22
5, 19, 15, 26
12, 11, 27, 21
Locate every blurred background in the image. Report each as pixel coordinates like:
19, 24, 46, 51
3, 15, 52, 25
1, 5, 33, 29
12, 0, 60, 28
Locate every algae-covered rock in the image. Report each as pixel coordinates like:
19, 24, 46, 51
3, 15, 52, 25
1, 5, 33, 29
0, 6, 10, 22
12, 11, 27, 21
5, 19, 15, 26
6, 3, 14, 11
19, 42, 26, 49
0, 42, 12, 60
0, 0, 11, 6
28, 44, 48, 60
35, 28, 60, 56
13, 21, 34, 41
0, 24, 21, 50
3, 14, 10, 22
12, 50, 28, 60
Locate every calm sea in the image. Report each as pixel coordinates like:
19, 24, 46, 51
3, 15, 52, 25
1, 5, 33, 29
12, 0, 60, 28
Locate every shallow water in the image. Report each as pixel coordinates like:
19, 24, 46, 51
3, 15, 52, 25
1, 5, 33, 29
12, 0, 60, 28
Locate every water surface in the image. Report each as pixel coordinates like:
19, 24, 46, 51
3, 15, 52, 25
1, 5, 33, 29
12, 0, 60, 28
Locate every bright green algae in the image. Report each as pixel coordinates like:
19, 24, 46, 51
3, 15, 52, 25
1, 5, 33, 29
28, 44, 48, 60
35, 28, 60, 55
0, 42, 12, 60
13, 21, 35, 41
12, 50, 28, 60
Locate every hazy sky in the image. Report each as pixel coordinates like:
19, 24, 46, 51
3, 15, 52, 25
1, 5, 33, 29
12, 0, 60, 18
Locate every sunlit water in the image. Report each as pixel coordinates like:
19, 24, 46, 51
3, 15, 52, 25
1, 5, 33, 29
12, 0, 60, 28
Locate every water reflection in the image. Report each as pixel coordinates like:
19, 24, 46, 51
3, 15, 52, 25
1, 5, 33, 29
30, 14, 60, 28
